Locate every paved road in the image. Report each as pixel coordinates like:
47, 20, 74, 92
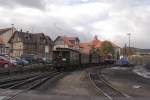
33, 69, 99, 96
101, 67, 150, 97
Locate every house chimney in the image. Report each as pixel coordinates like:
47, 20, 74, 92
94, 35, 98, 40
26, 31, 29, 33
20, 29, 22, 32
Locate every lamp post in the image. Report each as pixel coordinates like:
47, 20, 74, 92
128, 33, 131, 48
124, 43, 127, 56
127, 33, 131, 56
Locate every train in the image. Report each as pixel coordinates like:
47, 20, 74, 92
52, 48, 114, 71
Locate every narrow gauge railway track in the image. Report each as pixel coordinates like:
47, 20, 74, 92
0, 71, 59, 89
0, 72, 43, 88
89, 71, 130, 100
5, 71, 61, 100
0, 72, 44, 85
9, 72, 60, 90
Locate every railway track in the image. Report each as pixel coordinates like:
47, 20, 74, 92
0, 71, 60, 90
11, 72, 60, 90
1, 71, 62, 100
0, 72, 42, 88
89, 70, 130, 100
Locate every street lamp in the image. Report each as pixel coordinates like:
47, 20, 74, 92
127, 33, 131, 48
127, 33, 131, 56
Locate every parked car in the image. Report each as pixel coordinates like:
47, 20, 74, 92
21, 54, 37, 64
0, 54, 9, 60
9, 57, 18, 65
15, 57, 29, 66
21, 58, 29, 65
10, 57, 23, 65
0, 54, 17, 65
0, 56, 15, 68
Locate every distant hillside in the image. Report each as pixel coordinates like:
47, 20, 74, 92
129, 47, 150, 54
120, 47, 150, 55
136, 48, 150, 54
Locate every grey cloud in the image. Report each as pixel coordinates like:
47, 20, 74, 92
0, 0, 150, 48
35, 19, 93, 41
45, 0, 98, 5
0, 0, 45, 9
11, 16, 92, 41
1, 0, 150, 9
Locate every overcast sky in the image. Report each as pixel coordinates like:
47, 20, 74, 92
0, 0, 150, 49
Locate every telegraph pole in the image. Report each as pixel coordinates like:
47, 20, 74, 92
128, 33, 131, 48
124, 43, 127, 56
127, 33, 131, 56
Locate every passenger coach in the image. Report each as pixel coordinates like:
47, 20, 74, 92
53, 48, 80, 71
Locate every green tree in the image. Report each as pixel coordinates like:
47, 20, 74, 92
100, 41, 114, 56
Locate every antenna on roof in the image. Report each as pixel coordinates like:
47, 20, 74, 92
26, 31, 29, 33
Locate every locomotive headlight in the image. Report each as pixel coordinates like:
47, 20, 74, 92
62, 58, 66, 61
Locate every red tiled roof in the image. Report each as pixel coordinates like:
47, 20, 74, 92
91, 39, 102, 48
80, 36, 102, 54
62, 36, 79, 47
80, 43, 91, 48
80, 43, 90, 54
80, 36, 120, 54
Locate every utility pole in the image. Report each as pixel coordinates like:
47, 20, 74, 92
128, 33, 131, 48
127, 33, 131, 56
124, 43, 127, 57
